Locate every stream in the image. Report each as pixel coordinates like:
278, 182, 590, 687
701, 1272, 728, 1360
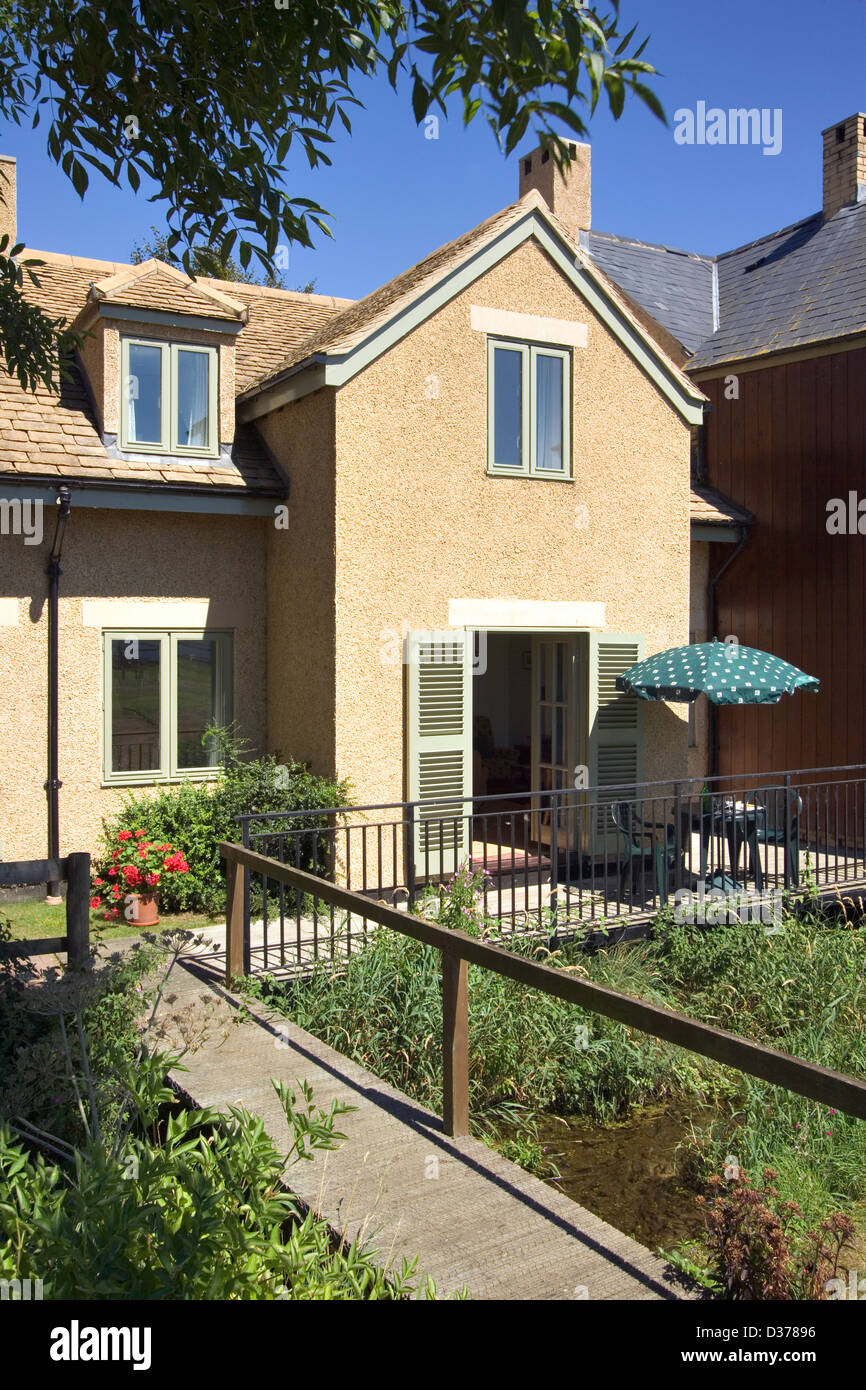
536, 1105, 707, 1250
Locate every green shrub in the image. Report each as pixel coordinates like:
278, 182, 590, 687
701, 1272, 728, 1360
0, 926, 436, 1300
95, 727, 348, 915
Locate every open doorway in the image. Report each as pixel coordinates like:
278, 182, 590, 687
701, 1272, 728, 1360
472, 633, 533, 800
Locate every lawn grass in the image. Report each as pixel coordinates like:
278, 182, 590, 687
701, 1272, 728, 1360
1, 896, 224, 944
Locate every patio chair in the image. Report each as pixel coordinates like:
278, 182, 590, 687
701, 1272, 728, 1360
610, 803, 678, 906
753, 786, 803, 887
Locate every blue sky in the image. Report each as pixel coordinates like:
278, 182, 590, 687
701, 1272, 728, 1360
1, 0, 864, 299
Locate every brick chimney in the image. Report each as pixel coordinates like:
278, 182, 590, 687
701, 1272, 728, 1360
519, 141, 590, 241
822, 113, 866, 220
0, 155, 16, 249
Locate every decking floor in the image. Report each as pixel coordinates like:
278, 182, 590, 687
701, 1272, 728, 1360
155, 954, 696, 1301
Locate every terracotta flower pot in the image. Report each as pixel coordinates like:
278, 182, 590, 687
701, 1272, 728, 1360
128, 891, 160, 927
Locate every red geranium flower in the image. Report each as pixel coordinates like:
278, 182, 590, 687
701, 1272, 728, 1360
135, 830, 147, 838
90, 896, 101, 909
108, 867, 117, 877
94, 877, 104, 886
118, 830, 133, 841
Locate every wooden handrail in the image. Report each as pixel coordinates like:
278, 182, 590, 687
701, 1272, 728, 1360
219, 840, 866, 1136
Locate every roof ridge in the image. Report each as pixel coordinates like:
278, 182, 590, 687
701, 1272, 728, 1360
197, 277, 353, 307
587, 227, 716, 264
715, 210, 822, 262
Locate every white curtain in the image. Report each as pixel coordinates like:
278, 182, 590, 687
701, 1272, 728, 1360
179, 352, 209, 448
535, 354, 562, 471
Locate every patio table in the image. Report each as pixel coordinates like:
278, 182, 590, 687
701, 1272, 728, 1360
669, 799, 766, 893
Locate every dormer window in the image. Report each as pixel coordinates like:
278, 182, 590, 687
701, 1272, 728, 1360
120, 338, 218, 457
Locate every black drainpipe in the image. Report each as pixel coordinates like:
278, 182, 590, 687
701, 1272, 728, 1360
45, 486, 71, 901
707, 523, 748, 779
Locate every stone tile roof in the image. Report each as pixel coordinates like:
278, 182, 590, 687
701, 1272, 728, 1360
0, 362, 285, 493
239, 189, 702, 400
196, 279, 354, 391
689, 200, 866, 369
89, 259, 247, 321
0, 249, 351, 493
690, 484, 752, 526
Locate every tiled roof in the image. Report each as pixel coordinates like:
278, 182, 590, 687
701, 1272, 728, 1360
0, 363, 285, 493
584, 200, 866, 371
89, 260, 247, 321
690, 484, 751, 526
240, 189, 702, 400
0, 249, 350, 493
583, 230, 716, 354
688, 200, 866, 369
196, 279, 353, 391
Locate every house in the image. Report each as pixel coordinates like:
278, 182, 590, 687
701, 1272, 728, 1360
581, 112, 866, 781
1, 141, 747, 873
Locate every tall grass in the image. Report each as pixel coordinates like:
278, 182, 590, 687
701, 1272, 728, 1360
247, 871, 866, 1228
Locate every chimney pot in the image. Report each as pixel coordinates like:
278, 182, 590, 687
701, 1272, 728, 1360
518, 140, 591, 240
821, 113, 866, 220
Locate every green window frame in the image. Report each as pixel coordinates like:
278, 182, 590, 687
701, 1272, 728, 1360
120, 338, 219, 457
487, 338, 571, 478
102, 629, 233, 785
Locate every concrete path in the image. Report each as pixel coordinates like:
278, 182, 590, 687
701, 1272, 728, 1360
155, 953, 696, 1301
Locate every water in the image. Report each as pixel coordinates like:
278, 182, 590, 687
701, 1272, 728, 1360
537, 1105, 707, 1250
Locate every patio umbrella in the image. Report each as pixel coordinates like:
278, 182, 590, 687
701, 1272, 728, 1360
615, 640, 820, 705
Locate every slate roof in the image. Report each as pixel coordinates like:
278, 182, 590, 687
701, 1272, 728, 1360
582, 230, 716, 354
583, 198, 866, 371
689, 200, 866, 369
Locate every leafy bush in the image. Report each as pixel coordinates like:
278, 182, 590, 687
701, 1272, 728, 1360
95, 727, 348, 915
0, 1078, 433, 1300
697, 1168, 854, 1300
0, 926, 436, 1300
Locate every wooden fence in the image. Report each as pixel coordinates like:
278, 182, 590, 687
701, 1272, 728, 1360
0, 853, 91, 969
220, 840, 866, 1137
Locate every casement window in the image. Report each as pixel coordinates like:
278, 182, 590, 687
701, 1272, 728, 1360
487, 339, 571, 477
102, 631, 232, 784
120, 339, 219, 457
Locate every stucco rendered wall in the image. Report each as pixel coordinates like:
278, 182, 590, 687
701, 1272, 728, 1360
0, 508, 266, 860
332, 237, 693, 807
258, 389, 338, 781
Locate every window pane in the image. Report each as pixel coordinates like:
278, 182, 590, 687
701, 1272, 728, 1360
177, 351, 210, 450
127, 344, 163, 444
111, 639, 161, 772
535, 353, 564, 471
176, 638, 227, 768
492, 348, 523, 467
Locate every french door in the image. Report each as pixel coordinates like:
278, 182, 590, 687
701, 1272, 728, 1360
531, 635, 582, 852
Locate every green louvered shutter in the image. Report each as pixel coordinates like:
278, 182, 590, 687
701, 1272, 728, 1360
406, 631, 473, 879
587, 634, 645, 854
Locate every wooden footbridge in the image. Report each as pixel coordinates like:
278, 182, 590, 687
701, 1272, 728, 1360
157, 955, 689, 1300
150, 841, 866, 1301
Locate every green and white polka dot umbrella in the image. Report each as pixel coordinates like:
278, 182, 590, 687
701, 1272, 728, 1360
615, 640, 820, 706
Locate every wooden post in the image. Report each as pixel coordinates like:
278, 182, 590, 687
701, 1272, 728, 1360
65, 852, 91, 970
442, 949, 469, 1137
225, 855, 245, 987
